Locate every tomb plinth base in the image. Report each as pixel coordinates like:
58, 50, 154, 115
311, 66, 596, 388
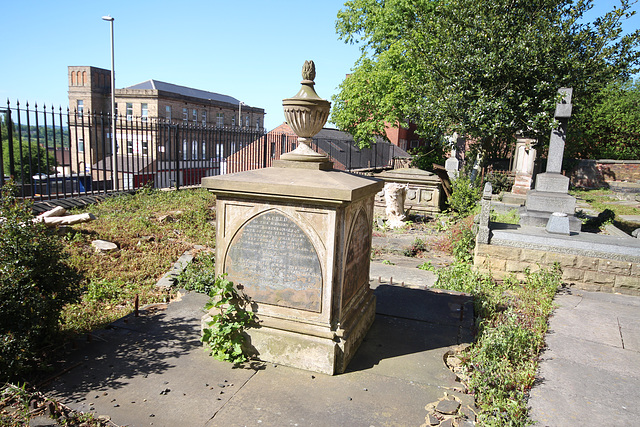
202, 162, 383, 375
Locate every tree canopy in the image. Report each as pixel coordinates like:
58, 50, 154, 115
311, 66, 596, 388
332, 0, 640, 159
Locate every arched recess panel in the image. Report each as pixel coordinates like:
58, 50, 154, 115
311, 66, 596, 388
225, 210, 323, 312
342, 209, 370, 308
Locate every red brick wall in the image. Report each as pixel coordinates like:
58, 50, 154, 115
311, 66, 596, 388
569, 160, 640, 188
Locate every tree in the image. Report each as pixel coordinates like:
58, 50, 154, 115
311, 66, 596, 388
569, 78, 640, 159
1, 113, 56, 182
332, 0, 640, 160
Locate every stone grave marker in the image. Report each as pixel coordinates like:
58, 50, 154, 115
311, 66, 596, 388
202, 61, 383, 374
520, 88, 581, 232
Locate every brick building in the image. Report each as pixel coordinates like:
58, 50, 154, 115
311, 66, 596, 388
67, 65, 265, 188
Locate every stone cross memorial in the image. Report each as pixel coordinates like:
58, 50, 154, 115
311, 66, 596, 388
202, 61, 383, 375
520, 88, 581, 233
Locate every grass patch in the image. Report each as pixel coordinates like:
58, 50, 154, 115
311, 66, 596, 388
571, 188, 640, 217
60, 187, 216, 335
433, 262, 561, 425
490, 208, 520, 224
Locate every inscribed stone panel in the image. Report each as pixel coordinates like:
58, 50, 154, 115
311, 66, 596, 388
225, 211, 322, 312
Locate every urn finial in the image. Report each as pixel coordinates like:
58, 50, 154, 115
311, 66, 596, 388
281, 61, 332, 163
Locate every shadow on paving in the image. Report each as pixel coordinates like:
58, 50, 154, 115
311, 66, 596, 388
347, 285, 474, 379
43, 293, 216, 400
42, 286, 475, 426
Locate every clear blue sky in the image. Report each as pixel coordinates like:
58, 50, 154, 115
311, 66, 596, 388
1, 1, 638, 131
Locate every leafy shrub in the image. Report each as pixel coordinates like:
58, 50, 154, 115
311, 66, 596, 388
448, 174, 482, 218
0, 182, 82, 380
201, 275, 255, 364
483, 170, 513, 194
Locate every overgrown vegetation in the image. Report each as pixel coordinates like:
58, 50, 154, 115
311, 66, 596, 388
435, 261, 561, 425
447, 174, 482, 218
0, 182, 82, 381
490, 208, 521, 224
61, 187, 216, 335
427, 171, 562, 425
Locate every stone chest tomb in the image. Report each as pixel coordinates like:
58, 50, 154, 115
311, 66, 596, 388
201, 61, 383, 374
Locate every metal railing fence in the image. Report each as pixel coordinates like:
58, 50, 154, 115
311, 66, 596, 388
1, 100, 403, 202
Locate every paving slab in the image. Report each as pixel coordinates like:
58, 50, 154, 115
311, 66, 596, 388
43, 263, 474, 427
529, 289, 640, 427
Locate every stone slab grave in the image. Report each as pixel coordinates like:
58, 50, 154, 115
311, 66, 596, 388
520, 87, 582, 232
202, 61, 383, 375
374, 167, 443, 216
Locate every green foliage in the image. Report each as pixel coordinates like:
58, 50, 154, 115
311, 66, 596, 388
2, 139, 56, 183
175, 252, 217, 294
569, 78, 640, 159
333, 0, 640, 157
448, 175, 482, 218
0, 182, 82, 381
410, 139, 447, 170
483, 170, 513, 194
434, 262, 562, 425
417, 261, 435, 271
403, 237, 428, 257
490, 209, 521, 225
201, 275, 255, 364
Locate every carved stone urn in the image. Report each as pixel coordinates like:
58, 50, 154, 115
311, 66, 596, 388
281, 60, 331, 162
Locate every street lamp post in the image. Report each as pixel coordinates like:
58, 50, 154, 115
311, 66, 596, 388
102, 15, 118, 191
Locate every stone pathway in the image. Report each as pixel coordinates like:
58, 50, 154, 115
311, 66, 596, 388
528, 289, 640, 426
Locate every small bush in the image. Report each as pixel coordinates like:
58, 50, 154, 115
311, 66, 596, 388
201, 275, 255, 364
404, 237, 428, 257
483, 170, 513, 194
0, 182, 82, 380
448, 174, 482, 218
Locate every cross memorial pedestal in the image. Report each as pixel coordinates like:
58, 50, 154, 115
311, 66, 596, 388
520, 88, 581, 232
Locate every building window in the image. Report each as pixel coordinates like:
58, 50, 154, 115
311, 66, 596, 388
141, 103, 148, 122
78, 138, 84, 153
256, 117, 260, 129
192, 141, 198, 160
245, 116, 249, 127
142, 141, 149, 156
127, 140, 134, 155
231, 116, 236, 127
70, 73, 75, 86
192, 109, 197, 122
183, 108, 188, 121
270, 142, 276, 159
202, 110, 207, 126
166, 106, 171, 121
81, 71, 86, 85
77, 100, 84, 115
216, 113, 224, 127
126, 103, 133, 121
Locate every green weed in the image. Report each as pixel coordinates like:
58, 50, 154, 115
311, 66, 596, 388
201, 275, 255, 364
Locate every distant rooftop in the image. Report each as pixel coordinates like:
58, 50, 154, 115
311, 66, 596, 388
125, 79, 241, 106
